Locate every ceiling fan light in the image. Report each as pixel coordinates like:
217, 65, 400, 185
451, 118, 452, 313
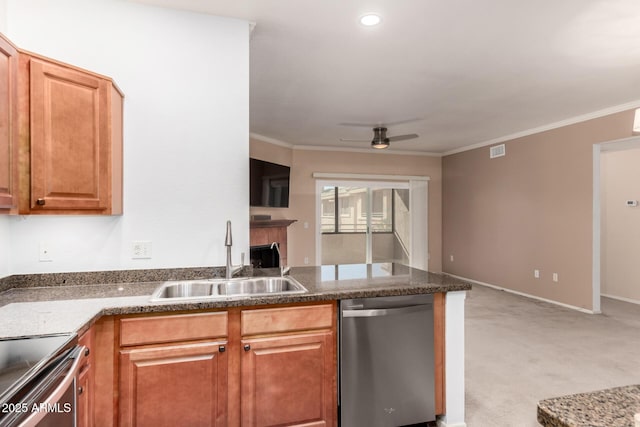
371, 139, 389, 149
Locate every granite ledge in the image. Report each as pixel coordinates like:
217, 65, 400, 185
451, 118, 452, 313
0, 263, 472, 339
537, 384, 640, 427
0, 266, 251, 293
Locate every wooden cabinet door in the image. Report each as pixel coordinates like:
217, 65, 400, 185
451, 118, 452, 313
77, 329, 94, 427
77, 367, 93, 427
241, 331, 336, 427
29, 58, 110, 211
119, 341, 228, 427
0, 34, 18, 211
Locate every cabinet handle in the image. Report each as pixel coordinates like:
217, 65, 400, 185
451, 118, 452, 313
36, 198, 46, 206
218, 345, 226, 353
244, 344, 251, 352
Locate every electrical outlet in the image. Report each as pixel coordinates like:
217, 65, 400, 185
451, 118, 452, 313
534, 269, 540, 279
304, 257, 309, 265
450, 255, 454, 262
552, 273, 558, 282
132, 241, 152, 259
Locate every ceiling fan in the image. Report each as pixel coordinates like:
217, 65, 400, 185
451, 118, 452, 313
340, 126, 419, 149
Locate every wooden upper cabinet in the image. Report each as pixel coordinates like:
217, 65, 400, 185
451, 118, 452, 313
20, 54, 123, 214
0, 34, 19, 213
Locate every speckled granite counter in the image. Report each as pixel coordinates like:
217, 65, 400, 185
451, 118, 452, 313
0, 263, 471, 339
537, 385, 640, 427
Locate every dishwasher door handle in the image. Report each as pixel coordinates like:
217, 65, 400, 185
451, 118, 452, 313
342, 303, 432, 318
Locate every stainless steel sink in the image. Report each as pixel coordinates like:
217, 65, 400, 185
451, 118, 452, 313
150, 276, 307, 302
152, 281, 217, 299
217, 277, 304, 295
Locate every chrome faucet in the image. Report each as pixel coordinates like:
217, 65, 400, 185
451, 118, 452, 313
225, 221, 233, 279
270, 242, 289, 277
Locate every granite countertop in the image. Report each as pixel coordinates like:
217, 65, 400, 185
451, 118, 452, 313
537, 384, 640, 427
0, 263, 471, 339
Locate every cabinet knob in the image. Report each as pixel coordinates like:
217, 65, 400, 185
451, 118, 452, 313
218, 345, 226, 353
244, 344, 251, 352
36, 198, 46, 206
84, 348, 90, 357
78, 386, 84, 395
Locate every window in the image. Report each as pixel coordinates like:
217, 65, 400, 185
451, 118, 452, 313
321, 186, 393, 233
321, 186, 336, 233
371, 188, 392, 232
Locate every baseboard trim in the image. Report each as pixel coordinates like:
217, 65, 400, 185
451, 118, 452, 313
436, 419, 467, 427
445, 273, 598, 314
601, 293, 640, 306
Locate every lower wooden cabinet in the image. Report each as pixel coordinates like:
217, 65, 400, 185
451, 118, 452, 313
114, 303, 337, 427
77, 328, 94, 427
241, 331, 335, 427
119, 341, 228, 427
77, 367, 93, 427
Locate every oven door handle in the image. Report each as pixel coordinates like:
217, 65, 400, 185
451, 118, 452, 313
18, 345, 86, 427
342, 303, 432, 318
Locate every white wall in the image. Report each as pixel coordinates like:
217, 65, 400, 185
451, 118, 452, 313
0, 217, 9, 278
5, 0, 250, 274
0, 0, 7, 33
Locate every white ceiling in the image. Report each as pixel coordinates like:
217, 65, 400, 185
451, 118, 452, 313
133, 0, 640, 154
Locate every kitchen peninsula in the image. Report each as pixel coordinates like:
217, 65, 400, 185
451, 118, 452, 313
0, 263, 471, 427
538, 385, 640, 427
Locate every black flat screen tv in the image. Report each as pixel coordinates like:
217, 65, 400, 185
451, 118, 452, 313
250, 158, 290, 208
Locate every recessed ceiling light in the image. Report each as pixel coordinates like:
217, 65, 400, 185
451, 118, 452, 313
360, 13, 381, 26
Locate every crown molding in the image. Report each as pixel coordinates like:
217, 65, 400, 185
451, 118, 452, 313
292, 144, 441, 157
249, 133, 294, 148
250, 133, 441, 157
443, 100, 640, 156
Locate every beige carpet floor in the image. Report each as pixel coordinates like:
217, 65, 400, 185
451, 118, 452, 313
464, 284, 640, 427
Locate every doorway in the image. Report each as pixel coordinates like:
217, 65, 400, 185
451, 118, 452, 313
595, 135, 640, 312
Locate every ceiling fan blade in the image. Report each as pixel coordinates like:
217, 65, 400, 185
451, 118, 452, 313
340, 138, 370, 142
339, 122, 379, 128
339, 117, 422, 128
387, 133, 419, 142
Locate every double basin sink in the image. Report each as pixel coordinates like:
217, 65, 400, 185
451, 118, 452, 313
150, 276, 307, 302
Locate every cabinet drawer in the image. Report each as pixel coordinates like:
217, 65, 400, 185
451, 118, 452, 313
241, 304, 334, 336
120, 312, 228, 347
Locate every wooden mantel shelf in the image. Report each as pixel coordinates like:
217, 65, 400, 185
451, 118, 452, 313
250, 219, 297, 228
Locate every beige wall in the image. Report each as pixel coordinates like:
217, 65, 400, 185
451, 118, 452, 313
442, 111, 634, 310
601, 147, 640, 302
250, 138, 443, 270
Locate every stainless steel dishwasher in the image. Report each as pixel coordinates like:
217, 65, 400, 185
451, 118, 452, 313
340, 294, 435, 427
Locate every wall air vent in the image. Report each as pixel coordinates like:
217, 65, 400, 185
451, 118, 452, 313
490, 144, 506, 159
